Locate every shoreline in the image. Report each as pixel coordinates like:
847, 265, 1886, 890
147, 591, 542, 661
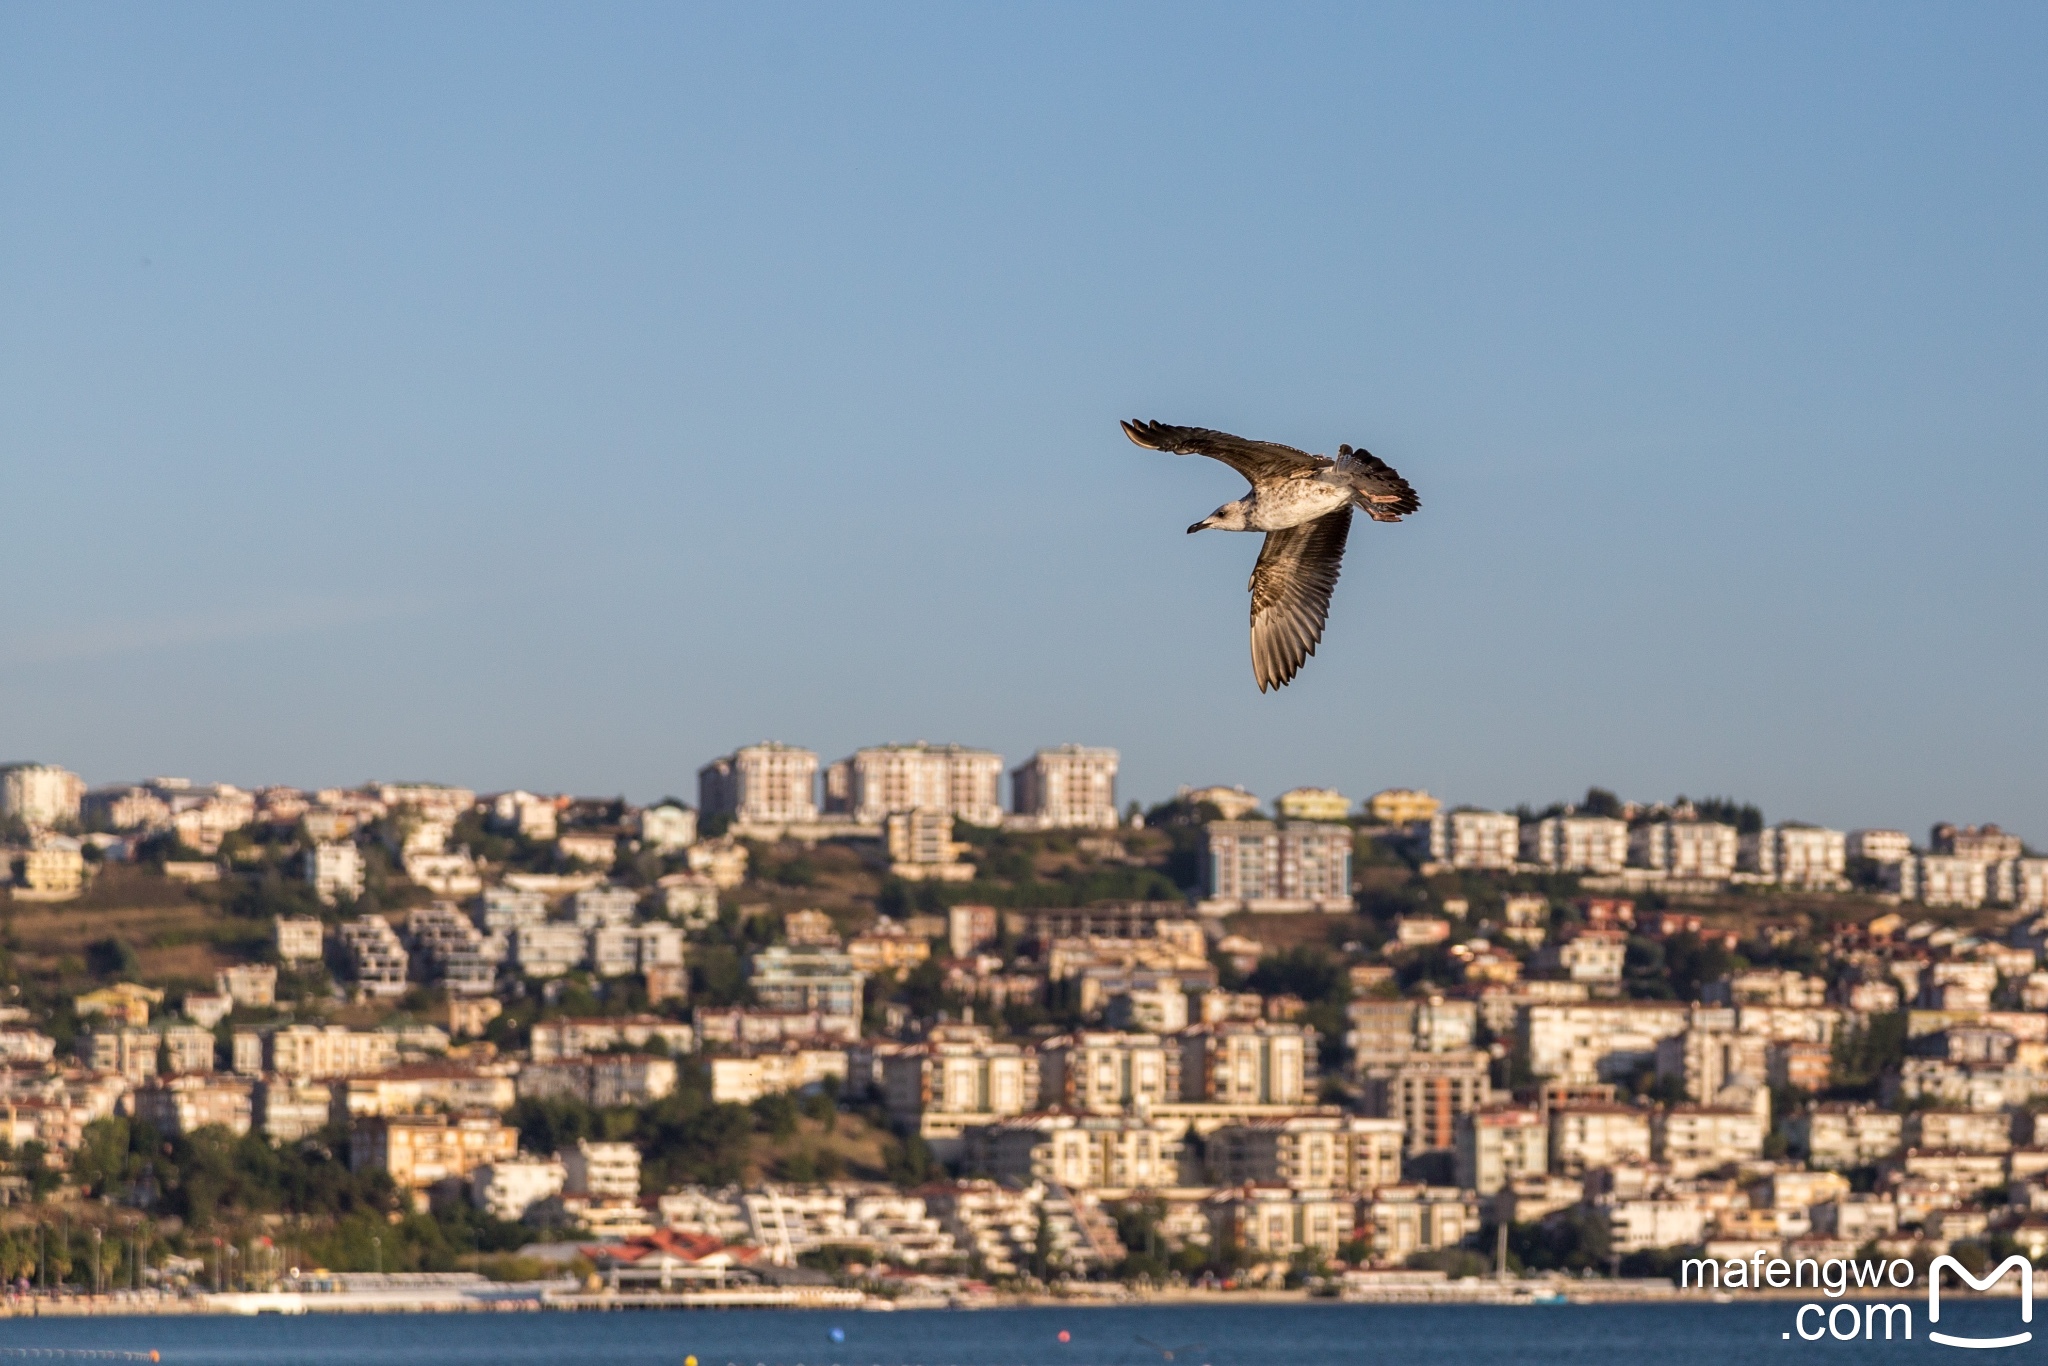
0, 1280, 2013, 1317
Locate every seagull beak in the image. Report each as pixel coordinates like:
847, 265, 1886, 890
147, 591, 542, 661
1187, 520, 1207, 534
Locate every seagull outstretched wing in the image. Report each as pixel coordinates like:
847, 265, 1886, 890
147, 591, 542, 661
1249, 505, 1351, 691
1122, 419, 1329, 484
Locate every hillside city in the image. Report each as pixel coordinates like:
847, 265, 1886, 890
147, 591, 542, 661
0, 744, 2045, 1307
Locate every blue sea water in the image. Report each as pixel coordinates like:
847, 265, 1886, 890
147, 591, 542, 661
0, 1299, 2020, 1366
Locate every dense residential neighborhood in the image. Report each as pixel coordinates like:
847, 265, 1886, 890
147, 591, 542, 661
1, 749, 2046, 1302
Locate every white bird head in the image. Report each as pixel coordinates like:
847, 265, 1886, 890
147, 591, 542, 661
1188, 500, 1250, 533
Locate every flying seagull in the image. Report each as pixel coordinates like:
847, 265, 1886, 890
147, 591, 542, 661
1122, 419, 1419, 692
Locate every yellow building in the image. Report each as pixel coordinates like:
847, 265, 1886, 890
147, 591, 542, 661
1275, 788, 1352, 822
847, 921, 932, 975
74, 982, 164, 1028
349, 1112, 519, 1201
1368, 788, 1441, 826
20, 837, 86, 894
1183, 785, 1262, 821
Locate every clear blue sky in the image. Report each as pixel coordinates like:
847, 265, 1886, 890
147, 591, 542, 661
3, 5, 2044, 840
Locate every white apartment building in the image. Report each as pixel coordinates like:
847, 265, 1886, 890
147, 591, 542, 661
79, 1028, 161, 1085
1520, 816, 1629, 873
824, 743, 1005, 827
1790, 1104, 1904, 1168
1366, 1187, 1479, 1261
1655, 1026, 1767, 1105
589, 922, 686, 978
1848, 829, 1912, 863
1009, 745, 1119, 830
1523, 1002, 1689, 1084
881, 1026, 1039, 1157
1209, 1114, 1404, 1191
470, 1156, 567, 1221
306, 841, 365, 906
475, 887, 549, 933
165, 784, 256, 854
1201, 821, 1354, 913
253, 1079, 334, 1141
885, 808, 972, 881
1739, 825, 1848, 888
0, 1029, 56, 1065
375, 784, 476, 825
1181, 1023, 1313, 1107
404, 849, 482, 896
1628, 821, 1739, 879
698, 742, 818, 825
708, 1049, 848, 1105
571, 884, 641, 927
513, 924, 589, 978
635, 803, 697, 853
275, 917, 325, 965
0, 764, 85, 828
82, 783, 172, 833
1454, 1107, 1549, 1194
2009, 858, 2048, 912
336, 918, 408, 997
1886, 854, 1988, 908
749, 946, 863, 1029
1934, 823, 2025, 862
1652, 1105, 1766, 1170
1597, 1198, 1708, 1253
217, 964, 277, 1007
966, 1112, 1182, 1192
563, 1139, 642, 1198
528, 1015, 695, 1062
522, 1053, 682, 1108
1549, 1104, 1652, 1173
1550, 929, 1627, 986
1039, 1032, 1178, 1114
1811, 1196, 1900, 1243
131, 1075, 253, 1138
1422, 810, 1519, 870
489, 790, 558, 840
245, 1024, 400, 1079
1907, 1108, 2013, 1154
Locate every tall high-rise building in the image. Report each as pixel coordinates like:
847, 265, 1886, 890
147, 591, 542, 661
1009, 745, 1119, 830
698, 743, 818, 825
0, 764, 86, 829
1201, 821, 1354, 913
822, 743, 1004, 826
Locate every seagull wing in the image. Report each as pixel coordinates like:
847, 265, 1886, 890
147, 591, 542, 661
1341, 446, 1421, 522
1248, 505, 1352, 691
1122, 419, 1328, 484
